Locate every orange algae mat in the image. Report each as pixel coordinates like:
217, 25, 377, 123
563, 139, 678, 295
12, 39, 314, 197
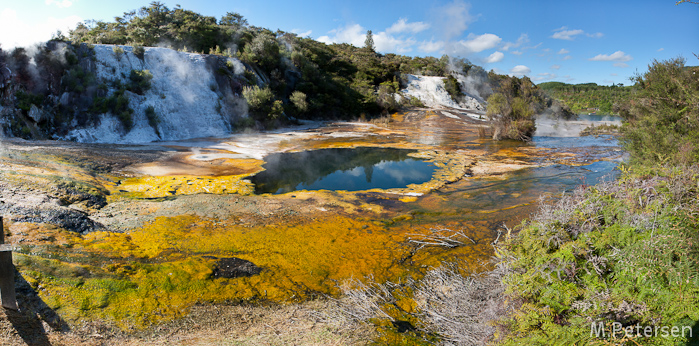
2, 111, 616, 329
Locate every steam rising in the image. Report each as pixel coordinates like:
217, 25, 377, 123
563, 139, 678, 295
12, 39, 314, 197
535, 114, 622, 137
64, 45, 251, 143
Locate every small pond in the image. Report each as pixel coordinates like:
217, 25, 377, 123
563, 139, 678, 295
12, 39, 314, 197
249, 147, 436, 194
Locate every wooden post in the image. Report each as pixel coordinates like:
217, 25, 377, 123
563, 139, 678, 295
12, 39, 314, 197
0, 216, 18, 310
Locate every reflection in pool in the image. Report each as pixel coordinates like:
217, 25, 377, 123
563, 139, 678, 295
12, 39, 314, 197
249, 147, 436, 194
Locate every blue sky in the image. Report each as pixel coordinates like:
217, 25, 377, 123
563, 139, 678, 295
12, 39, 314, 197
1, 0, 697, 85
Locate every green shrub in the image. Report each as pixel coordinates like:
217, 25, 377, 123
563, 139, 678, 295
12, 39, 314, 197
498, 166, 699, 345
242, 85, 272, 110
127, 69, 153, 95
290, 90, 308, 113
112, 46, 124, 60
619, 57, 699, 165
133, 46, 145, 60
443, 75, 461, 103
16, 91, 44, 112
145, 105, 160, 138
486, 76, 538, 141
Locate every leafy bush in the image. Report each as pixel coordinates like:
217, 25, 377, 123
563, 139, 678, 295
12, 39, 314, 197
619, 57, 699, 165
133, 46, 145, 60
487, 89, 536, 141
242, 85, 273, 110
127, 69, 153, 95
443, 75, 461, 103
242, 85, 282, 121
498, 166, 699, 345
289, 90, 308, 113
16, 91, 44, 111
112, 46, 124, 60
377, 80, 400, 113
145, 105, 160, 137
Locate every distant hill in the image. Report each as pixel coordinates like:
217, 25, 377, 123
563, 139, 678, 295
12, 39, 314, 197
538, 81, 636, 115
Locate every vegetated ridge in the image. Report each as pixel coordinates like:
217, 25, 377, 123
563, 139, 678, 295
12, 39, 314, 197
0, 2, 570, 143
538, 81, 636, 115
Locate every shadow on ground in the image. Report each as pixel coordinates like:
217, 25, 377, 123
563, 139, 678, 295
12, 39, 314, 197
2, 269, 69, 346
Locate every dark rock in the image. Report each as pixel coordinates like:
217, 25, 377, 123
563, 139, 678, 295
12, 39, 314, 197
5, 205, 106, 234
212, 257, 262, 278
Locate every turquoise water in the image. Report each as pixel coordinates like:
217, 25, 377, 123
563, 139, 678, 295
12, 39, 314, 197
249, 147, 436, 194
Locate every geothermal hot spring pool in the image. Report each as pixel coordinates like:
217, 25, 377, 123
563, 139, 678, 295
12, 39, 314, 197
0, 110, 627, 328
248, 147, 437, 194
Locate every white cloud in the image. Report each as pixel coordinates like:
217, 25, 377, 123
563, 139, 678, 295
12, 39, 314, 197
562, 55, 572, 61
610, 73, 618, 76
519, 42, 542, 52
318, 22, 419, 54
419, 40, 444, 53
45, 0, 74, 8
386, 18, 430, 34
432, 0, 474, 40
557, 48, 569, 54
613, 62, 630, 68
533, 72, 557, 82
510, 65, 531, 76
586, 32, 604, 38
374, 32, 417, 54
0, 8, 82, 49
502, 33, 529, 51
317, 23, 366, 47
551, 64, 561, 70
657, 48, 665, 52
292, 29, 312, 37
589, 50, 633, 62
511, 50, 523, 55
484, 51, 504, 63
551, 28, 584, 40
449, 33, 502, 55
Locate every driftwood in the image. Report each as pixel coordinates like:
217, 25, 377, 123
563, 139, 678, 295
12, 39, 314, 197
407, 227, 476, 249
0, 216, 18, 310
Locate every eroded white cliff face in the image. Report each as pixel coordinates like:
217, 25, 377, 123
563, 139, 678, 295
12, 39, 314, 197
65, 45, 238, 143
401, 74, 485, 111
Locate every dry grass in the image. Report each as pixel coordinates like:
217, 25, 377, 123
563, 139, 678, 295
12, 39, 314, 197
0, 300, 374, 346
413, 263, 509, 346
329, 261, 511, 346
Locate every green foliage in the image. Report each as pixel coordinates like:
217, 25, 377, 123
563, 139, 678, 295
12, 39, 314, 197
377, 79, 400, 113
242, 85, 282, 121
133, 45, 145, 60
242, 85, 273, 110
539, 81, 634, 115
112, 46, 125, 60
65, 4, 473, 122
241, 32, 280, 72
619, 57, 699, 165
486, 76, 538, 141
16, 91, 44, 112
289, 90, 308, 113
113, 89, 134, 130
364, 30, 375, 52
443, 75, 461, 103
145, 105, 160, 137
127, 69, 153, 95
499, 166, 699, 345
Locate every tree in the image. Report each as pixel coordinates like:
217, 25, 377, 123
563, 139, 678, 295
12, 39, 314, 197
364, 30, 375, 52
220, 12, 248, 27
619, 57, 699, 165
